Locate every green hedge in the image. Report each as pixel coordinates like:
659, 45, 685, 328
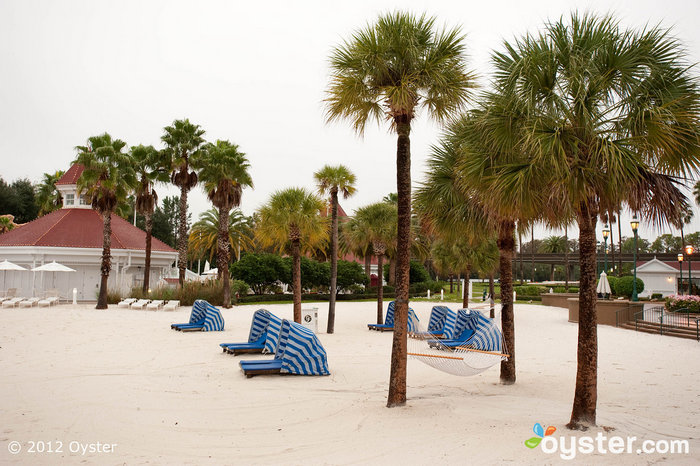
615, 276, 644, 299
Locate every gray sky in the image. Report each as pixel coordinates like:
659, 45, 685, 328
2, 0, 700, 243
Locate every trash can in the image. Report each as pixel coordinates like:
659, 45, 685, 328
301, 307, 318, 333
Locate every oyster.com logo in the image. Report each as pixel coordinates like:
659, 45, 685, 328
524, 423, 556, 449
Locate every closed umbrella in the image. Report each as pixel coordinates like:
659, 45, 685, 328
0, 260, 27, 292
596, 271, 611, 298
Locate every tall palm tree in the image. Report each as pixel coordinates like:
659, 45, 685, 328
314, 164, 357, 334
256, 188, 328, 322
197, 140, 253, 307
489, 13, 700, 428
340, 217, 373, 279
131, 144, 168, 293
353, 202, 397, 325
74, 133, 136, 309
161, 119, 206, 286
326, 11, 475, 406
35, 170, 65, 216
539, 236, 568, 281
189, 208, 254, 263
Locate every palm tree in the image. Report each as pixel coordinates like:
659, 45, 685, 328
189, 208, 254, 265
74, 133, 136, 309
314, 164, 357, 334
161, 119, 206, 286
131, 144, 168, 293
353, 202, 397, 325
674, 206, 694, 261
35, 170, 65, 215
489, 13, 700, 428
539, 236, 568, 281
0, 215, 17, 233
256, 188, 328, 322
326, 11, 475, 406
196, 140, 253, 307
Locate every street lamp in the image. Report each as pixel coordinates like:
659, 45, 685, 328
630, 215, 640, 301
686, 245, 694, 295
602, 224, 610, 275
678, 253, 684, 295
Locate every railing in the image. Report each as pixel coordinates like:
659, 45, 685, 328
632, 306, 700, 341
615, 305, 638, 327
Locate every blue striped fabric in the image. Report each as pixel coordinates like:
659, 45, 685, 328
455, 309, 502, 351
277, 320, 330, 376
384, 301, 395, 326
442, 309, 458, 339
407, 308, 420, 332
248, 309, 271, 342
189, 300, 208, 324
427, 306, 451, 332
201, 301, 225, 332
263, 313, 283, 354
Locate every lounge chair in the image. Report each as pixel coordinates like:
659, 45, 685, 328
38, 296, 59, 307
368, 302, 420, 333
163, 300, 180, 311
118, 298, 137, 308
428, 327, 475, 348
19, 297, 40, 308
221, 332, 267, 355
171, 300, 224, 332
2, 297, 25, 308
130, 299, 150, 310
219, 309, 282, 355
146, 300, 164, 310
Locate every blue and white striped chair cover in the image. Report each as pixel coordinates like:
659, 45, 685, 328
384, 301, 396, 326
263, 313, 283, 354
201, 301, 225, 332
189, 300, 208, 324
276, 320, 330, 376
427, 306, 451, 332
442, 309, 458, 339
407, 308, 420, 333
248, 309, 271, 342
455, 309, 502, 351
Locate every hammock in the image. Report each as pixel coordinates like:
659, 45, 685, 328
408, 305, 508, 377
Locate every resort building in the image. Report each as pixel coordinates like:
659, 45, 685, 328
0, 164, 178, 300
635, 257, 700, 297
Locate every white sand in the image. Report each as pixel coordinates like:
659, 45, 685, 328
0, 301, 698, 465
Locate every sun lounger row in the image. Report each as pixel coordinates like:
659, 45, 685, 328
117, 298, 180, 310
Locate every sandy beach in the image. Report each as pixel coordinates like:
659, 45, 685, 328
0, 300, 698, 465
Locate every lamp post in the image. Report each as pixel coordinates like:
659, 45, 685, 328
602, 224, 610, 274
686, 245, 694, 295
678, 253, 684, 295
630, 215, 639, 301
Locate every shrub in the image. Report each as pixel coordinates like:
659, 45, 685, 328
383, 260, 431, 284
665, 294, 700, 313
367, 285, 395, 294
232, 279, 250, 296
651, 293, 663, 300
107, 289, 123, 304
514, 285, 548, 297
615, 276, 644, 299
606, 276, 619, 295
177, 280, 224, 306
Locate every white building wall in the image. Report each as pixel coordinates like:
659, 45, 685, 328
637, 272, 677, 297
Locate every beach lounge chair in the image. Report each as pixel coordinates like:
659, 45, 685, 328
130, 299, 150, 310
3, 297, 25, 308
146, 300, 164, 310
427, 309, 495, 349
368, 301, 420, 332
413, 306, 458, 339
19, 297, 40, 308
38, 296, 59, 307
239, 320, 330, 378
118, 298, 137, 308
163, 300, 180, 311
171, 300, 224, 332
220, 310, 283, 355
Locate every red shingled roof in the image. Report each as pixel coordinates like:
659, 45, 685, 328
0, 208, 176, 252
55, 164, 84, 185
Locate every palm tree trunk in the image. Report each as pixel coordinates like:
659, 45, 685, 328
617, 210, 623, 276
462, 265, 471, 308
564, 225, 570, 292
519, 229, 524, 285
387, 118, 411, 408
389, 259, 396, 286
449, 274, 454, 293
97, 211, 112, 309
142, 209, 153, 294
530, 227, 535, 282
681, 225, 686, 293
364, 255, 371, 279
178, 183, 188, 286
488, 273, 495, 318
608, 213, 615, 276
376, 253, 384, 324
218, 207, 231, 308
292, 239, 302, 323
568, 202, 598, 429
327, 189, 339, 334
498, 219, 516, 384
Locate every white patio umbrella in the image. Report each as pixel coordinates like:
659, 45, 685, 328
31, 261, 76, 291
0, 259, 27, 292
596, 271, 611, 297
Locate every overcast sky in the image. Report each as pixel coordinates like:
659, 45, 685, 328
2, 0, 700, 242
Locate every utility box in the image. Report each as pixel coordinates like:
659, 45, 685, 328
301, 307, 318, 333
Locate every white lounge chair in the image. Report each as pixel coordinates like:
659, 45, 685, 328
3, 297, 25, 308
38, 296, 59, 307
130, 299, 150, 310
118, 298, 137, 308
19, 297, 40, 308
146, 300, 164, 310
163, 300, 180, 311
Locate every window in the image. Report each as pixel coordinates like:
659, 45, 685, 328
79, 195, 88, 205
65, 193, 74, 205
